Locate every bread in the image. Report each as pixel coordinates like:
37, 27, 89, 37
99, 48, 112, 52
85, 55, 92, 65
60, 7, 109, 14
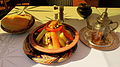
1, 14, 32, 32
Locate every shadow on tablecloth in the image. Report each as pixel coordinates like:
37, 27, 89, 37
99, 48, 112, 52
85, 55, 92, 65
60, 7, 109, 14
0, 20, 44, 67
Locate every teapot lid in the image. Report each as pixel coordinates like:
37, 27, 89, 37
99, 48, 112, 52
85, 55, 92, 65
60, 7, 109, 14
97, 8, 112, 25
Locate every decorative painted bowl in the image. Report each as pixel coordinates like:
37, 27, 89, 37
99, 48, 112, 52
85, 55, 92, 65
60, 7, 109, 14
23, 21, 79, 64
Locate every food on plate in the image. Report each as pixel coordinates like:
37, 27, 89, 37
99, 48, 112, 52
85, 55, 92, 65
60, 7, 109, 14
1, 14, 34, 33
34, 20, 74, 49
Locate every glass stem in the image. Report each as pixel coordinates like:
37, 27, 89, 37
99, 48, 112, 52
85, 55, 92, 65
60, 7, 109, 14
86, 18, 92, 30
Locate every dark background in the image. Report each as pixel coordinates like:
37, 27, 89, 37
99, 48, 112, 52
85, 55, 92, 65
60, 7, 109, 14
1, 0, 120, 19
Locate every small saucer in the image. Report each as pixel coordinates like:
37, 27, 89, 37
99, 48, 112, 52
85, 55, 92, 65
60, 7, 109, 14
23, 35, 77, 64
79, 27, 120, 51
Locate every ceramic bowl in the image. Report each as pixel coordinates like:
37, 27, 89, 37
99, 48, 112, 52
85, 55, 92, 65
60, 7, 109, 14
23, 21, 79, 64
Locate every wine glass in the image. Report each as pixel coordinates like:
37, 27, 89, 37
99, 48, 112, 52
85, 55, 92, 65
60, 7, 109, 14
77, 3, 92, 29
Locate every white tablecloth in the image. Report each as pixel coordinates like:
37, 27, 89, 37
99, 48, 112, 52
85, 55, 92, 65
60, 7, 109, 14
0, 6, 120, 67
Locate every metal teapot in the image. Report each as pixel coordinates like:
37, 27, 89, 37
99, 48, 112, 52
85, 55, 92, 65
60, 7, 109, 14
89, 8, 118, 47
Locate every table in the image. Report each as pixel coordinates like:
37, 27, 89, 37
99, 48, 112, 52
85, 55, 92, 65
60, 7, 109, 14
0, 6, 120, 67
